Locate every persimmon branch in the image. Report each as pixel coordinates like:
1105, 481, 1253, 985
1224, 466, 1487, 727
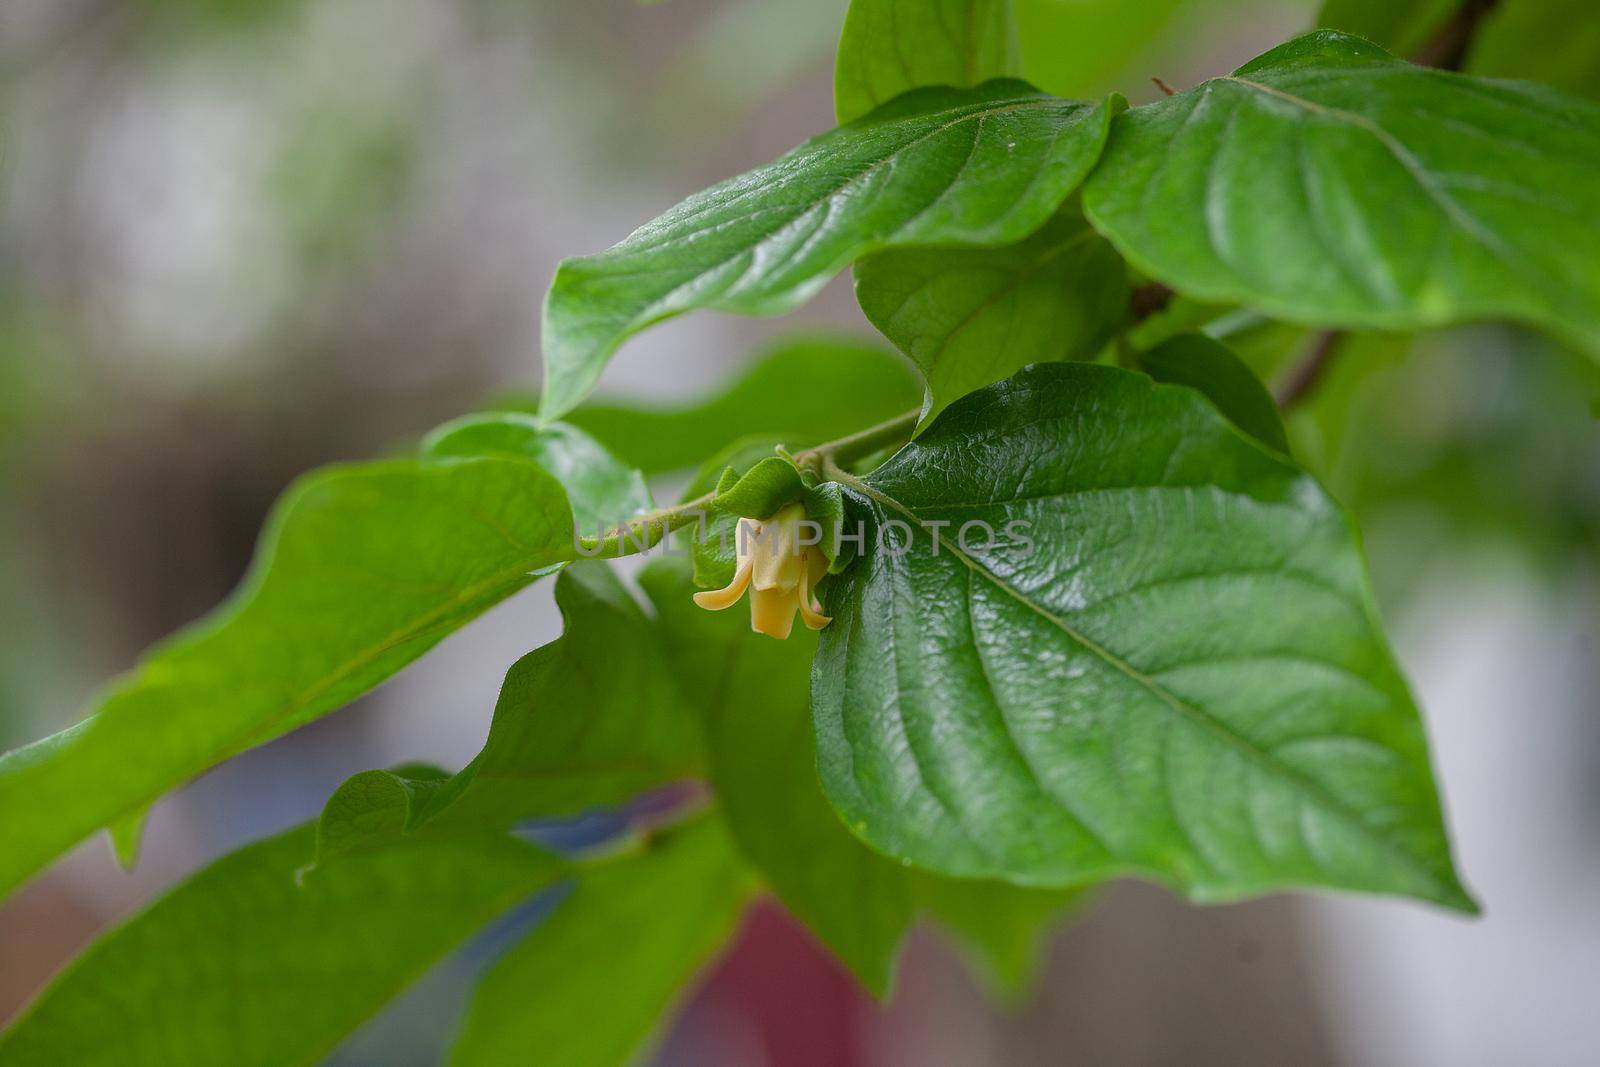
578, 406, 921, 558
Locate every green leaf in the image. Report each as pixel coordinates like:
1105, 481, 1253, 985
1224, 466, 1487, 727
422, 415, 651, 536
856, 209, 1127, 419
422, 563, 702, 831
812, 362, 1474, 911
1316, 0, 1458, 56
643, 561, 906, 992
1469, 0, 1600, 101
910, 872, 1081, 1001
1137, 332, 1290, 454
0, 456, 576, 900
805, 480, 856, 572
712, 455, 806, 519
314, 764, 451, 865
1082, 31, 1600, 354
834, 0, 1019, 123
685, 442, 785, 590
555, 334, 921, 477
540, 81, 1114, 418
107, 806, 149, 871
0, 825, 563, 1066
641, 559, 1080, 999
449, 814, 753, 1067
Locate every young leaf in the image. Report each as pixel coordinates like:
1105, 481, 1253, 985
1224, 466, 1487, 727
712, 455, 807, 519
1137, 332, 1290, 454
1469, 0, 1600, 101
0, 825, 563, 1066
421, 563, 702, 831
1082, 31, 1600, 354
422, 415, 651, 535
834, 0, 1019, 123
551, 334, 921, 477
0, 456, 576, 901
540, 82, 1114, 419
314, 764, 451, 865
449, 814, 754, 1067
855, 209, 1127, 419
641, 559, 1080, 999
1315, 0, 1458, 56
812, 362, 1475, 911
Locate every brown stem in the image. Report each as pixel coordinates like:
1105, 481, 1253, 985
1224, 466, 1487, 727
1411, 0, 1501, 71
1274, 330, 1344, 409
1129, 282, 1174, 324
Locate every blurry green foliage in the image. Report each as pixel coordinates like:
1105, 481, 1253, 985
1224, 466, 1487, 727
517, 334, 921, 476
5, 2, 1600, 1063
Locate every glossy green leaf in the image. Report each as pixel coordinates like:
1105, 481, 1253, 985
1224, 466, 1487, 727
856, 209, 1127, 418
0, 456, 576, 901
813, 362, 1474, 911
1470, 0, 1600, 101
834, 0, 1019, 123
1083, 31, 1600, 354
0, 825, 563, 1066
422, 415, 651, 536
642, 559, 1079, 998
1316, 0, 1458, 56
540, 81, 1114, 418
423, 563, 702, 831
450, 814, 753, 1067
1137, 332, 1290, 454
554, 334, 921, 477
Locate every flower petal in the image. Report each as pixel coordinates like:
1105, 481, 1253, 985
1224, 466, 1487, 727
692, 556, 753, 611
750, 583, 797, 639
798, 549, 832, 630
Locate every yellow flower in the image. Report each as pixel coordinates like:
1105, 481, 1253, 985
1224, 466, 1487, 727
692, 502, 832, 639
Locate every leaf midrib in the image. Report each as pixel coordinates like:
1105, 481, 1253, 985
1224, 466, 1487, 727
832, 466, 1450, 895
1216, 74, 1519, 266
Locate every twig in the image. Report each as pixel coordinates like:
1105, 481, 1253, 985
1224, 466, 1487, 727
1276, 2, 1500, 410
1411, 0, 1501, 71
579, 406, 921, 558
1274, 330, 1343, 409
793, 407, 920, 471
1129, 282, 1174, 323
1151, 76, 1178, 97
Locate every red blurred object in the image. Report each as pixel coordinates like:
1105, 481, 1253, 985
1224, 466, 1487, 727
669, 898, 871, 1067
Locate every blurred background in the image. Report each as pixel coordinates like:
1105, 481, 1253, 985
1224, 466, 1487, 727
2, 1, 1597, 1064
